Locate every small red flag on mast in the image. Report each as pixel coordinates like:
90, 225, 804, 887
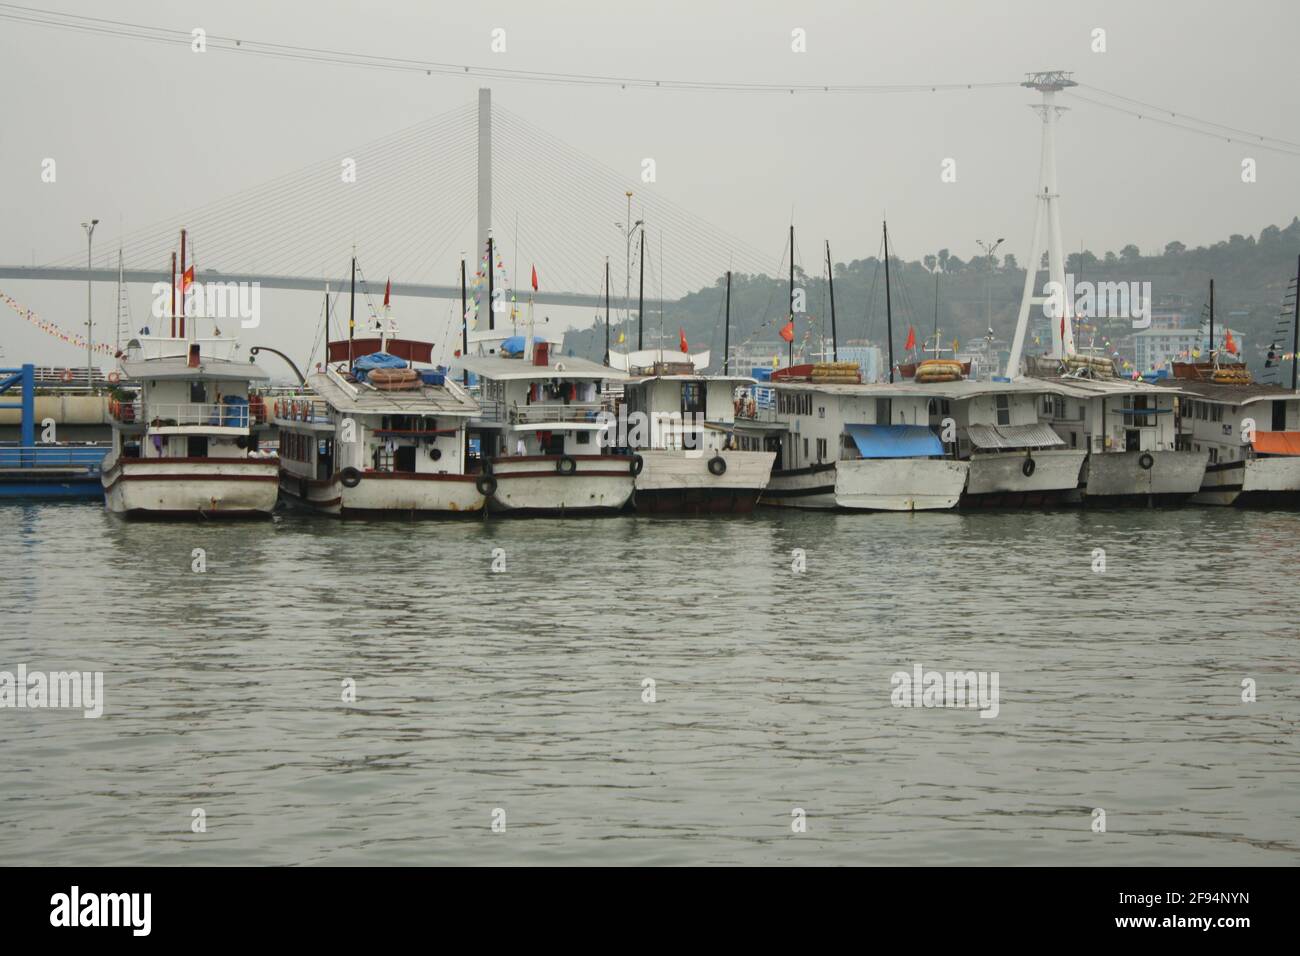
182, 265, 195, 290
679, 327, 689, 353
383, 278, 391, 308
904, 325, 916, 351
779, 320, 795, 343
531, 265, 538, 292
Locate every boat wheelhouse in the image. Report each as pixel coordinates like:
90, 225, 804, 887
1169, 381, 1300, 506
461, 344, 635, 515
916, 379, 1087, 507
274, 357, 483, 518
101, 336, 278, 518
1035, 376, 1207, 505
617, 352, 774, 514
735, 370, 969, 512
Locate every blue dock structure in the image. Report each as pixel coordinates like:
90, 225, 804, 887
0, 364, 108, 499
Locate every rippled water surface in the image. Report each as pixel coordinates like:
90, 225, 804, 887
1, 501, 1297, 865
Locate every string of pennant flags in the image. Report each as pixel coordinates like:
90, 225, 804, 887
0, 288, 118, 356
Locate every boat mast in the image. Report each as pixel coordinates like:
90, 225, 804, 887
170, 251, 177, 338
724, 269, 732, 375
884, 220, 895, 383
1292, 255, 1300, 391
115, 249, 123, 354
179, 228, 187, 341
788, 223, 795, 368
487, 235, 495, 332
604, 257, 611, 367
348, 254, 356, 373
460, 253, 468, 385
826, 240, 838, 363
637, 229, 645, 351
1209, 278, 1216, 364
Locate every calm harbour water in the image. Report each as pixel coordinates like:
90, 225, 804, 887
1, 501, 1297, 866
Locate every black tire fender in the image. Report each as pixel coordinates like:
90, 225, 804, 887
556, 455, 577, 475
475, 474, 498, 497
629, 454, 644, 476
707, 454, 727, 476
1138, 452, 1154, 471
339, 467, 363, 488
1021, 456, 1036, 478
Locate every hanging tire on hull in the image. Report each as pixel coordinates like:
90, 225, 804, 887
1138, 453, 1154, 471
708, 455, 727, 476
556, 455, 577, 475
629, 454, 644, 476
1021, 457, 1036, 477
340, 467, 363, 488
476, 474, 498, 497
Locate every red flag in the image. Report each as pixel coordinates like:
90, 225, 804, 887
182, 265, 195, 290
383, 278, 391, 308
679, 327, 689, 353
1225, 328, 1238, 355
779, 320, 794, 343
904, 325, 916, 351
1059, 314, 1065, 342
531, 265, 538, 292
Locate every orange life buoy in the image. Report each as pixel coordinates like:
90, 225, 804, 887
106, 371, 121, 385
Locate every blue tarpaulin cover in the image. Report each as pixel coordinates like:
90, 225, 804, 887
353, 351, 408, 380
845, 424, 944, 459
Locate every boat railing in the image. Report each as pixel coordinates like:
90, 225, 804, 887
272, 397, 331, 424
0, 443, 110, 469
510, 402, 605, 425
126, 336, 241, 363
138, 402, 253, 429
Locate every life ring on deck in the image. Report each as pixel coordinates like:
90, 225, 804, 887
339, 467, 363, 488
556, 455, 577, 475
106, 371, 121, 385
1138, 452, 1154, 471
1021, 457, 1036, 478
476, 474, 498, 497
708, 455, 727, 476
61, 369, 73, 383
629, 453, 644, 476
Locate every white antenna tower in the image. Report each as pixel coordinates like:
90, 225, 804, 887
1007, 71, 1078, 377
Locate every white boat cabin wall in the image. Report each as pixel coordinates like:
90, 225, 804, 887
620, 376, 741, 453
1040, 386, 1182, 455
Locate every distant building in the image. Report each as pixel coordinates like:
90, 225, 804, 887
1133, 326, 1244, 370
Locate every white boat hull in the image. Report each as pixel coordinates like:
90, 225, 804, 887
102, 455, 279, 518
487, 455, 635, 515
633, 449, 774, 513
279, 470, 485, 516
760, 463, 838, 509
1192, 456, 1300, 507
834, 458, 969, 511
963, 449, 1087, 505
1082, 449, 1208, 504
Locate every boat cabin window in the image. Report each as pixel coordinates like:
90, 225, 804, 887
188, 436, 208, 458
394, 446, 416, 473
995, 394, 1010, 426
681, 382, 706, 415
190, 381, 207, 403
815, 438, 827, 462
1273, 401, 1287, 431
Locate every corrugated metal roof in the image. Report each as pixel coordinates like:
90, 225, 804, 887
845, 424, 944, 459
967, 423, 1065, 450
308, 370, 479, 417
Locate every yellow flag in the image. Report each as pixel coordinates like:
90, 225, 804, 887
617, 331, 625, 344
772, 354, 779, 368
952, 338, 960, 354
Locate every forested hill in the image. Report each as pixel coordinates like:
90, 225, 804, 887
561, 216, 1300, 368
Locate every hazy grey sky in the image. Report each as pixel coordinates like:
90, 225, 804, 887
2, 0, 1298, 365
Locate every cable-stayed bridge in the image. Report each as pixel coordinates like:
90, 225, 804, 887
0, 90, 782, 312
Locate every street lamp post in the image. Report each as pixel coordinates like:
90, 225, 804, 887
615, 191, 643, 345
82, 218, 99, 389
977, 236, 1006, 340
